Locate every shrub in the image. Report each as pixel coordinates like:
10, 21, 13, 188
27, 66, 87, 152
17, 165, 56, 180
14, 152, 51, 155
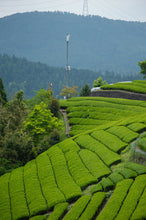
49, 98, 60, 118
137, 137, 146, 152
124, 162, 146, 175
49, 129, 61, 146
48, 202, 68, 220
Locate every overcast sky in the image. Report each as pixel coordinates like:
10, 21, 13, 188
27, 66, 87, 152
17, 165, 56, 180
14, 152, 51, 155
0, 0, 146, 22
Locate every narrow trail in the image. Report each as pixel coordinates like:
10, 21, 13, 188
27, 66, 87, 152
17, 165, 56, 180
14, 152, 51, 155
60, 109, 71, 137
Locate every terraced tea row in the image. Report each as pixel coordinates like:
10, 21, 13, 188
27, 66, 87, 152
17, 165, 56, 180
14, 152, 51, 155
60, 96, 146, 136
101, 80, 146, 94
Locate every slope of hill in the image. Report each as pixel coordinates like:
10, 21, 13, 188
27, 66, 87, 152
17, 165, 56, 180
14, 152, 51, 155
0, 54, 141, 99
0, 11, 146, 73
0, 96, 146, 220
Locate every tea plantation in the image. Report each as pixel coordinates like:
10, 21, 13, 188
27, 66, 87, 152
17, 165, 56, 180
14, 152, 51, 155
0, 96, 146, 219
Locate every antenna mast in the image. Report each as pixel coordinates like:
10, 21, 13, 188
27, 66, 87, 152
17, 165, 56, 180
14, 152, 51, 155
83, 0, 89, 16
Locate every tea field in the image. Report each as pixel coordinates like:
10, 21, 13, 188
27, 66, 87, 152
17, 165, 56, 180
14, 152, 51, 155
0, 96, 146, 219
101, 80, 146, 94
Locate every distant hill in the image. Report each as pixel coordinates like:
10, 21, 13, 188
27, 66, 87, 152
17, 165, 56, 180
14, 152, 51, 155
0, 54, 142, 99
0, 11, 146, 73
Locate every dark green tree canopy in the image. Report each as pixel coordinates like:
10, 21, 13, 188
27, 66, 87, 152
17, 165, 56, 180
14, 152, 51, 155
138, 59, 146, 78
80, 84, 91, 96
0, 78, 7, 105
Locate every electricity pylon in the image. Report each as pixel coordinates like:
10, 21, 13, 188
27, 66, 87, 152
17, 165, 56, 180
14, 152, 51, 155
83, 0, 89, 16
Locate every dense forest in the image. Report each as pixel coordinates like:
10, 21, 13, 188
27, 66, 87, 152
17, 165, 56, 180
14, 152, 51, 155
0, 54, 142, 99
0, 11, 146, 73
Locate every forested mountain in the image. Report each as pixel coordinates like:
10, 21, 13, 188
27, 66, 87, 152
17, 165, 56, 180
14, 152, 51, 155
0, 11, 146, 73
0, 54, 142, 99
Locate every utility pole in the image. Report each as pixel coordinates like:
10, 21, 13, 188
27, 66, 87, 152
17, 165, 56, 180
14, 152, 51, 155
83, 0, 89, 16
66, 33, 70, 87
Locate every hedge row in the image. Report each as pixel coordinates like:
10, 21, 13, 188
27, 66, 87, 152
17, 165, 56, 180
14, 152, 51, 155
79, 192, 106, 220
131, 187, 146, 220
108, 172, 124, 184
115, 174, 146, 220
69, 118, 108, 126
75, 134, 121, 166
79, 149, 111, 179
0, 173, 11, 220
127, 122, 146, 132
65, 150, 97, 189
118, 168, 137, 179
24, 160, 47, 216
106, 126, 139, 143
47, 146, 82, 202
96, 179, 133, 220
36, 153, 65, 209
9, 167, 29, 220
101, 82, 146, 94
63, 195, 91, 220
91, 130, 127, 153
58, 139, 80, 153
124, 162, 146, 175
48, 202, 68, 220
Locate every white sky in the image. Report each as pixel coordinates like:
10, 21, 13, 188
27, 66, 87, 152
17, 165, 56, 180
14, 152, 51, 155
0, 0, 146, 22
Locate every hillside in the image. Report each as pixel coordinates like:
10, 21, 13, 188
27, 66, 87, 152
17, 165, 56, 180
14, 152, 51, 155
0, 11, 146, 73
0, 54, 141, 99
0, 96, 146, 219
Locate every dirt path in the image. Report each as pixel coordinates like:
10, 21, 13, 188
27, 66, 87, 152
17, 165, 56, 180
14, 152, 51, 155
60, 109, 71, 137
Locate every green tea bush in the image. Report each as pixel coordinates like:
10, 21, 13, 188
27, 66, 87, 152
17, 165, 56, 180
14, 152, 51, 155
63, 195, 91, 220
115, 174, 146, 220
100, 177, 114, 191
124, 162, 146, 174
91, 130, 127, 153
79, 192, 106, 220
47, 146, 81, 202
137, 137, 146, 152
108, 172, 124, 184
75, 135, 121, 166
118, 168, 137, 179
79, 149, 111, 179
65, 150, 97, 188
96, 179, 133, 220
48, 202, 68, 220
106, 126, 139, 143
58, 139, 80, 153
90, 183, 103, 194
9, 167, 29, 220
24, 160, 47, 216
36, 153, 65, 209
131, 187, 146, 220
127, 122, 146, 132
0, 173, 11, 220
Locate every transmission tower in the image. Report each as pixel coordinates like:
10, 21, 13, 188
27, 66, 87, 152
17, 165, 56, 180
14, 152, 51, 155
83, 0, 89, 16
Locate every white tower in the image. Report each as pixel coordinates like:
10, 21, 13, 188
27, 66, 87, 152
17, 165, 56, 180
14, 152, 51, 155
83, 0, 89, 16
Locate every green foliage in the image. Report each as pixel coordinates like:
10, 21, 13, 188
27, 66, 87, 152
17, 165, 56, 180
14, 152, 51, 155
36, 153, 65, 208
108, 172, 124, 184
137, 137, 146, 152
124, 162, 146, 175
60, 85, 78, 99
63, 195, 91, 220
118, 168, 137, 179
100, 177, 114, 191
48, 203, 68, 220
47, 146, 82, 202
79, 149, 111, 179
96, 179, 133, 220
115, 174, 146, 220
27, 88, 51, 109
79, 192, 106, 220
24, 102, 60, 144
49, 129, 61, 146
138, 59, 146, 78
0, 77, 7, 105
101, 80, 146, 93
80, 84, 91, 96
0, 173, 11, 220
49, 98, 60, 117
24, 160, 48, 216
65, 150, 97, 189
93, 77, 107, 87
75, 134, 121, 166
91, 130, 127, 153
9, 167, 29, 220
131, 187, 146, 220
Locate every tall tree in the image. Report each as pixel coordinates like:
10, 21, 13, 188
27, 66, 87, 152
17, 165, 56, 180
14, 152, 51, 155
80, 84, 91, 96
138, 59, 146, 78
0, 78, 7, 105
60, 85, 78, 99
